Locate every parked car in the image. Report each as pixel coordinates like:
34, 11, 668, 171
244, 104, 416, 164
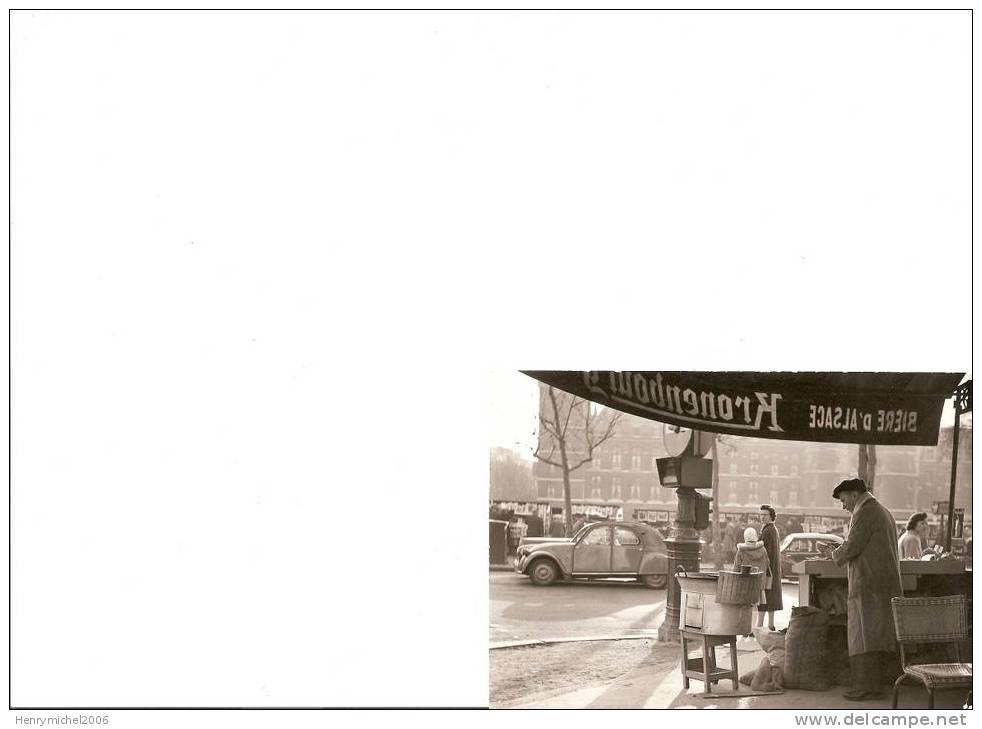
514, 520, 669, 588
779, 532, 845, 580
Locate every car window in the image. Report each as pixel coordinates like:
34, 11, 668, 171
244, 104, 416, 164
614, 527, 640, 546
791, 539, 811, 552
581, 527, 611, 546
816, 539, 839, 551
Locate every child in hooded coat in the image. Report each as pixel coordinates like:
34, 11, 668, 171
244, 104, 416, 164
732, 526, 772, 604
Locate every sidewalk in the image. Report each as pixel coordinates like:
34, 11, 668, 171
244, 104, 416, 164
502, 640, 969, 710
492, 566, 969, 710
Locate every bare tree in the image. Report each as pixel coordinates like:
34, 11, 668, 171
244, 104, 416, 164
533, 386, 622, 537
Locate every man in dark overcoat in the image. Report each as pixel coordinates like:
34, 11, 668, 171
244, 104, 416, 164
830, 478, 903, 701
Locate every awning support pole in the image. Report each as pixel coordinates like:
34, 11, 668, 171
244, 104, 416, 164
945, 381, 972, 552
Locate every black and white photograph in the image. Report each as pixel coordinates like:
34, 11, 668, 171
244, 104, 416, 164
490, 371, 972, 709
9, 8, 972, 726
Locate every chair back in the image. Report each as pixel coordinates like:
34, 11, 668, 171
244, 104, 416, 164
891, 595, 969, 644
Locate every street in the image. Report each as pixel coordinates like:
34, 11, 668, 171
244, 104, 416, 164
490, 570, 801, 645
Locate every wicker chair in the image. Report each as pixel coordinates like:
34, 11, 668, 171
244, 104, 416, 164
891, 596, 972, 709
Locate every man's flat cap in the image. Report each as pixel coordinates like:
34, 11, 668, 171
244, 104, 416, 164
832, 478, 868, 499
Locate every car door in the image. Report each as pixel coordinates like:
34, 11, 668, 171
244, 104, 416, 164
572, 525, 612, 574
612, 526, 643, 573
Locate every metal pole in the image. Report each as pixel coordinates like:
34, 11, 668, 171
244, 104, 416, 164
711, 437, 722, 570
945, 409, 962, 553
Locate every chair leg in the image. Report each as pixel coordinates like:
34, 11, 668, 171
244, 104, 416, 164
891, 674, 907, 709
730, 639, 739, 691
702, 635, 712, 693
927, 688, 935, 710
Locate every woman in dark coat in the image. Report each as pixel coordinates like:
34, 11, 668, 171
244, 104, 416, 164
756, 504, 783, 629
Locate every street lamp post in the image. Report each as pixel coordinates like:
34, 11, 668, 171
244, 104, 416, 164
655, 429, 714, 643
656, 486, 702, 643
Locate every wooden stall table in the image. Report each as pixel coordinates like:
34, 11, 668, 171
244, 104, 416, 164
793, 558, 972, 609
792, 559, 972, 668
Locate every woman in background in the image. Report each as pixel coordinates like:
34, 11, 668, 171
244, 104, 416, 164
757, 504, 783, 630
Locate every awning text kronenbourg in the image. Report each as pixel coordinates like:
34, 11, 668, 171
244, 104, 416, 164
522, 371, 965, 446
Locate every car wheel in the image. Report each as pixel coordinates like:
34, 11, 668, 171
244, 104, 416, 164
528, 559, 559, 586
642, 574, 668, 589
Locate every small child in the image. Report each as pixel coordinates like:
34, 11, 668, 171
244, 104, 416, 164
732, 526, 772, 605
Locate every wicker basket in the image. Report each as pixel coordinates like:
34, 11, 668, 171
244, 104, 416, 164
715, 570, 763, 605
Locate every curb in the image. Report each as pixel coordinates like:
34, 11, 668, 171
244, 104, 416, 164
491, 635, 766, 653
491, 635, 658, 650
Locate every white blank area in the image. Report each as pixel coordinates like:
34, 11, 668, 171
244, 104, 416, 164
10, 10, 970, 708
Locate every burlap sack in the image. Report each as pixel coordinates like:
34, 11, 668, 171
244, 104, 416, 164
784, 606, 832, 691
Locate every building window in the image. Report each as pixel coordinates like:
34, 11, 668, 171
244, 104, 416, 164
748, 481, 759, 503
771, 464, 779, 475
631, 453, 641, 470
789, 489, 799, 506
729, 463, 738, 474
750, 464, 759, 474
589, 477, 602, 500
594, 456, 604, 470
630, 483, 642, 500
612, 453, 622, 470
750, 451, 759, 460
611, 477, 622, 501
790, 464, 798, 475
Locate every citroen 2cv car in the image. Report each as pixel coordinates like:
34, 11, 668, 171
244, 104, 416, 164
514, 520, 669, 588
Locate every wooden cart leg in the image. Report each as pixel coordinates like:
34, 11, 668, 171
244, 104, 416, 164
729, 638, 739, 691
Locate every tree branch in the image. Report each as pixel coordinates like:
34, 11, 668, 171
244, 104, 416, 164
538, 412, 560, 439
569, 456, 593, 472
589, 411, 622, 454
560, 395, 578, 439
533, 440, 558, 464
533, 452, 564, 468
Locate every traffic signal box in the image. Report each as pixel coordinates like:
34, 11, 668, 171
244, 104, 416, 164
655, 454, 714, 530
694, 492, 712, 531
655, 455, 713, 490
